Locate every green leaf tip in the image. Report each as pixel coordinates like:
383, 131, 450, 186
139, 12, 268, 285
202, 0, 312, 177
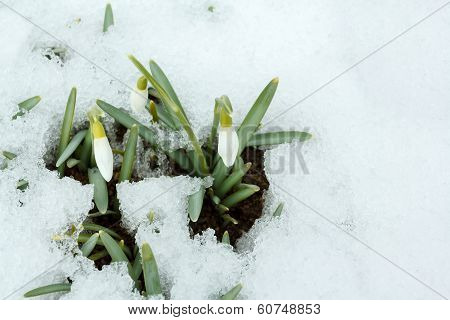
237, 78, 278, 153
188, 186, 205, 222
273, 202, 284, 217
220, 283, 243, 300
17, 179, 29, 191
13, 95, 41, 119
24, 283, 71, 298
221, 185, 259, 209
2, 150, 17, 160
222, 231, 230, 245
247, 131, 312, 147
141, 242, 162, 296
103, 3, 114, 32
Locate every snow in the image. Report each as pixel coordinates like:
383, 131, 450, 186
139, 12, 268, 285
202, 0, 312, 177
1, 0, 450, 299
62, 262, 142, 300
0, 160, 93, 299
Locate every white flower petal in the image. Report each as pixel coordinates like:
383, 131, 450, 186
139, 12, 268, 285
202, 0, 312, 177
218, 127, 239, 167
94, 137, 113, 182
130, 88, 148, 113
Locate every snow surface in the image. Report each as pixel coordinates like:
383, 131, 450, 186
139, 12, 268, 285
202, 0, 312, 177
1, 0, 450, 299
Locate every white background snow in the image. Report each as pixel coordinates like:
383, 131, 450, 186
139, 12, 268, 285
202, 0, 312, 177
0, 0, 449, 299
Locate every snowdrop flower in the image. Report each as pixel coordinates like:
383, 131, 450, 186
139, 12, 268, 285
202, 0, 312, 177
91, 119, 113, 182
218, 108, 239, 167
130, 76, 148, 113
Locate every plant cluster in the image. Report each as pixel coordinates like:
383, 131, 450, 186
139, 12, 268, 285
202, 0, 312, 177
0, 3, 311, 300
98, 55, 311, 224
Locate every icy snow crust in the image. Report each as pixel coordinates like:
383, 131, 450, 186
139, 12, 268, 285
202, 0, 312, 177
1, 0, 450, 299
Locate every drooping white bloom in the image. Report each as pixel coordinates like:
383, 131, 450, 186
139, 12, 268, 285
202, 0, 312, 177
217, 107, 239, 167
92, 120, 113, 182
130, 76, 148, 113
218, 127, 239, 167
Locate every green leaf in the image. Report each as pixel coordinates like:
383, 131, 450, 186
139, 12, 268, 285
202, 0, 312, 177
237, 78, 278, 153
24, 283, 71, 298
2, 151, 17, 160
56, 129, 87, 167
103, 3, 114, 32
154, 101, 177, 130
221, 185, 259, 208
129, 55, 209, 175
112, 148, 125, 156
119, 240, 131, 259
273, 202, 284, 217
149, 60, 186, 128
78, 233, 99, 243
222, 231, 230, 244
141, 242, 162, 296
66, 158, 80, 168
99, 230, 129, 262
211, 194, 220, 205
57, 88, 77, 177
221, 213, 238, 224
220, 283, 242, 300
247, 131, 312, 146
88, 210, 118, 218
78, 126, 92, 171
17, 179, 29, 191
208, 99, 221, 152
88, 167, 109, 214
147, 210, 155, 223
149, 60, 183, 112
18, 95, 41, 111
187, 150, 205, 177
217, 204, 230, 214
96, 99, 157, 146
215, 162, 251, 198
167, 149, 193, 173
12, 96, 41, 119
83, 222, 120, 239
119, 124, 139, 182
78, 233, 132, 258
212, 159, 228, 189
187, 186, 205, 222
230, 157, 244, 186
88, 249, 108, 261
131, 250, 143, 281
80, 233, 99, 257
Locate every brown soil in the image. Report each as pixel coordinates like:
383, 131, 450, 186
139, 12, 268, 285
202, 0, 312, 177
189, 147, 269, 246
